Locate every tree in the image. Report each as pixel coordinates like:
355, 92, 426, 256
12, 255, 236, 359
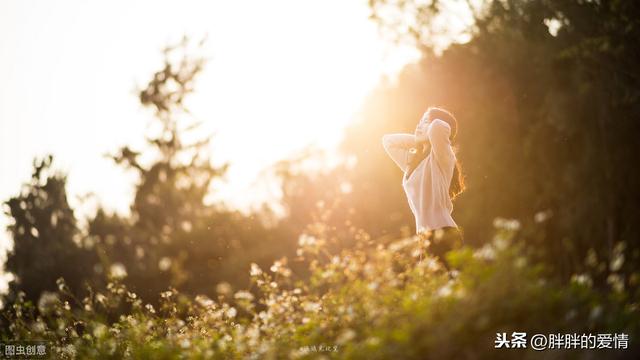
4, 156, 98, 305
362, 0, 640, 283
90, 37, 296, 303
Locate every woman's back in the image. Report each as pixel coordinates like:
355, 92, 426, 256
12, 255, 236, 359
402, 119, 457, 233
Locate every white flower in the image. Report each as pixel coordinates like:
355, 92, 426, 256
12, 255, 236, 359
610, 254, 624, 272
145, 303, 156, 314
226, 307, 237, 318
493, 217, 521, 231
250, 263, 263, 277
37, 291, 59, 315
571, 274, 592, 287
258, 311, 271, 322
31, 320, 46, 334
270, 261, 281, 273
298, 234, 317, 247
62, 344, 76, 357
474, 244, 496, 261
109, 263, 127, 279
195, 295, 214, 307
303, 301, 321, 313
234, 291, 255, 301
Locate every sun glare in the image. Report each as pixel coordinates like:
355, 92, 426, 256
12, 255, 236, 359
0, 0, 420, 248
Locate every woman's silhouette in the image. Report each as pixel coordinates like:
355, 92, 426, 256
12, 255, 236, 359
382, 106, 465, 271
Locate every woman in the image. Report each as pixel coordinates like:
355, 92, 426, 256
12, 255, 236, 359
381, 106, 465, 270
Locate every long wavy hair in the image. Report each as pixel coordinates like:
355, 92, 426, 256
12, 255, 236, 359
404, 106, 465, 199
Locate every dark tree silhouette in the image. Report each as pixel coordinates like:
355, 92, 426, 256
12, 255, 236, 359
4, 156, 97, 305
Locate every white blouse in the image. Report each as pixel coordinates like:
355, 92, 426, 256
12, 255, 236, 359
382, 119, 458, 234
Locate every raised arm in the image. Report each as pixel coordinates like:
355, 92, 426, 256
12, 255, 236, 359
381, 133, 415, 172
427, 119, 455, 166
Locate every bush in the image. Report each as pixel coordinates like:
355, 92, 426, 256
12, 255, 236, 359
2, 221, 638, 359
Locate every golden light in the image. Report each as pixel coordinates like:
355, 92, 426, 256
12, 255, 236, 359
0, 0, 420, 246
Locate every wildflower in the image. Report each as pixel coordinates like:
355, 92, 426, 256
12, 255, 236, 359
56, 278, 67, 292
571, 273, 592, 287
62, 344, 76, 358
145, 303, 156, 314
321, 269, 334, 279
95, 293, 107, 305
474, 244, 496, 261
610, 253, 624, 272
195, 295, 214, 308
234, 291, 255, 301
493, 217, 521, 231
508, 219, 521, 230
250, 263, 263, 277
298, 234, 317, 247
37, 291, 59, 315
109, 263, 128, 279
303, 301, 322, 313
270, 260, 282, 273
31, 320, 46, 334
280, 267, 292, 277
258, 311, 270, 322
226, 307, 237, 318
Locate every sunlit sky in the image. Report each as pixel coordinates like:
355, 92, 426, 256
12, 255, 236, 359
0, 0, 426, 279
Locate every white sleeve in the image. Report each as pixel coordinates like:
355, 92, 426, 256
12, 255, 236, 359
382, 133, 414, 172
428, 119, 454, 165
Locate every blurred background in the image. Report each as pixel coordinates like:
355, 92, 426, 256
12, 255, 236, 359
1, 0, 639, 318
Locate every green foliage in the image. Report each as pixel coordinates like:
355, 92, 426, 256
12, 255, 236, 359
3, 222, 638, 359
